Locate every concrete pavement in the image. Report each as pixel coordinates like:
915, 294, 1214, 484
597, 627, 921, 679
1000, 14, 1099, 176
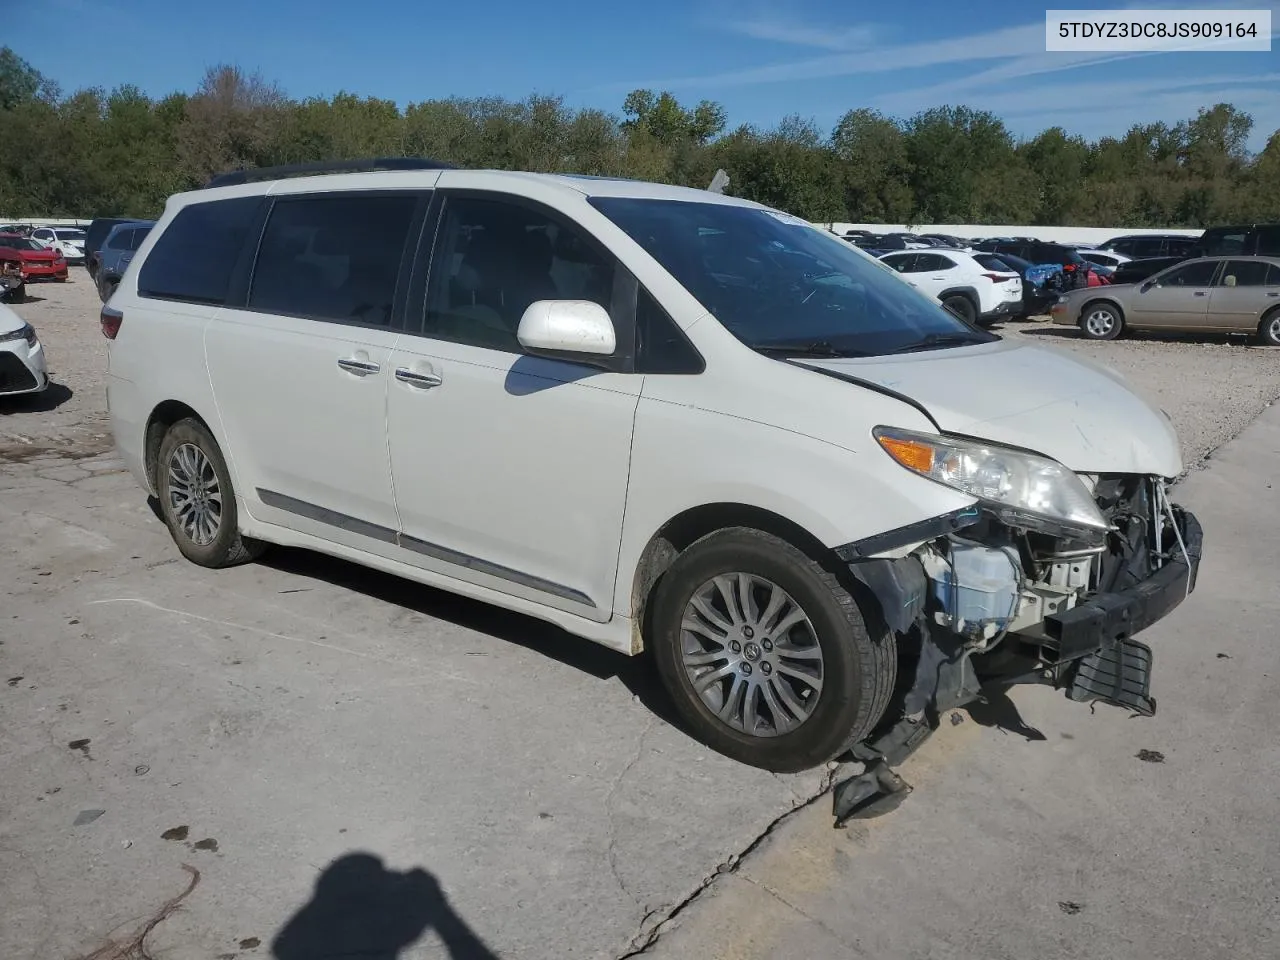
638, 403, 1280, 960
0, 450, 828, 960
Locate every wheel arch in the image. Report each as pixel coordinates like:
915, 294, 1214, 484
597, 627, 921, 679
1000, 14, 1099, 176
629, 502, 835, 653
144, 400, 213, 494
938, 286, 980, 309
1079, 297, 1125, 324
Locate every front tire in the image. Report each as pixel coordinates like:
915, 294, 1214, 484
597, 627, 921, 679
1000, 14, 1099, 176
1079, 302, 1124, 340
157, 418, 264, 568
941, 295, 977, 325
650, 528, 896, 773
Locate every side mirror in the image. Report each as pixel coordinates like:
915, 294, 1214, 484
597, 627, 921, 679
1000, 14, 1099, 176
517, 300, 616, 364
1140, 279, 1157, 293
1224, 274, 1237, 288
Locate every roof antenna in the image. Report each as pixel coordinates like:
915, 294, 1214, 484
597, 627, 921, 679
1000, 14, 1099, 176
706, 169, 730, 195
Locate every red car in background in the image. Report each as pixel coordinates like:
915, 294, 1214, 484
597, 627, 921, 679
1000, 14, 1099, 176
0, 233, 68, 284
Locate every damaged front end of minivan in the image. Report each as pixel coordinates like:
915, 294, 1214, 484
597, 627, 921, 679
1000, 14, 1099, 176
830, 427, 1202, 823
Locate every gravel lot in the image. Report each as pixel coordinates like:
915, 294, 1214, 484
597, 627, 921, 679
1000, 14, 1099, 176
4, 278, 1280, 467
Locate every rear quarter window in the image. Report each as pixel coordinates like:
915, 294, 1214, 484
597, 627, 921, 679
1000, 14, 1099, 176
138, 197, 262, 305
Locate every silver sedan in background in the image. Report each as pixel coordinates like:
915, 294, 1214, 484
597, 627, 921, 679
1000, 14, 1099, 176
1051, 256, 1280, 344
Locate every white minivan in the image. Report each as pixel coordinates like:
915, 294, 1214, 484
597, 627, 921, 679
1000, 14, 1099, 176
105, 159, 1201, 773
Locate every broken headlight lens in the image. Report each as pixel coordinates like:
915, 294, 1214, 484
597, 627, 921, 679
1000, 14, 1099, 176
874, 426, 1108, 534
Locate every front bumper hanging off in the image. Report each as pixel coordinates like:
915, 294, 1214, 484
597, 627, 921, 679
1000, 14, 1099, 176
1046, 507, 1202, 716
832, 503, 1203, 825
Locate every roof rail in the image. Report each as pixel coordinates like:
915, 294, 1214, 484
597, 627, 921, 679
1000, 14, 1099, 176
203, 157, 457, 189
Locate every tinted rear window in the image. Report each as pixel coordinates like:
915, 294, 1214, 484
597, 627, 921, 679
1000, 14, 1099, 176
1255, 226, 1280, 257
973, 254, 1011, 271
138, 197, 262, 305
247, 193, 419, 326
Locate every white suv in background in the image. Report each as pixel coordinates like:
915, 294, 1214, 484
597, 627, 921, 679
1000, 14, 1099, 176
105, 160, 1201, 774
879, 249, 1022, 325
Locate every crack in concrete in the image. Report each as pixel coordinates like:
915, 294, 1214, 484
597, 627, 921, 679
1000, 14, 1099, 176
741, 873, 863, 954
605, 715, 658, 906
615, 765, 838, 958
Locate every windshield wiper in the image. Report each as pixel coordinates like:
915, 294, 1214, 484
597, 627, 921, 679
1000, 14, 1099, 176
753, 340, 868, 358
890, 333, 986, 354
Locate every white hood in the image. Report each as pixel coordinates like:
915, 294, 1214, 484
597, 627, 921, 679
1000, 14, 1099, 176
797, 339, 1183, 477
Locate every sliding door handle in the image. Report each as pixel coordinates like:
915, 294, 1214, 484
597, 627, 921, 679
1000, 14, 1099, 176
337, 357, 381, 375
395, 367, 442, 388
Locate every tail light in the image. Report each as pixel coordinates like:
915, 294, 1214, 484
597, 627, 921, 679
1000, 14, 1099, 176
981, 272, 1013, 282
101, 303, 123, 340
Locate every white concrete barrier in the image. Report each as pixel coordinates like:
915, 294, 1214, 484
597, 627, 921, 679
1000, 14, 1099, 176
822, 222, 1202, 246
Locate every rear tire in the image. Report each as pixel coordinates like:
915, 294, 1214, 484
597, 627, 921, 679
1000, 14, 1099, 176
649, 527, 896, 773
1258, 309, 1280, 346
156, 418, 264, 568
941, 295, 977, 325
1079, 302, 1124, 340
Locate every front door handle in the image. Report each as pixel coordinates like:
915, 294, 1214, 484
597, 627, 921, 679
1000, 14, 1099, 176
1193, 291, 1207, 297
337, 357, 380, 375
395, 367, 442, 389
1267, 292, 1279, 298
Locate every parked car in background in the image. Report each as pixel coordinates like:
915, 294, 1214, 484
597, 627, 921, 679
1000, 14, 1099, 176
1194, 223, 1280, 258
1076, 249, 1129, 270
879, 249, 1022, 325
973, 239, 1092, 291
918, 233, 968, 248
84, 217, 144, 279
1097, 234, 1198, 260
1, 260, 23, 302
30, 225, 87, 264
1111, 256, 1184, 286
970, 251, 1054, 319
1051, 256, 1280, 343
104, 159, 1200, 774
94, 221, 155, 302
0, 301, 48, 396
0, 233, 68, 286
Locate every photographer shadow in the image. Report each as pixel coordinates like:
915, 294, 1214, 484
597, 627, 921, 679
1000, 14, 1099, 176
273, 853, 500, 960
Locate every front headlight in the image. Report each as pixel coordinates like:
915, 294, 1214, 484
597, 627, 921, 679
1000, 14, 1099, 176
0, 322, 37, 347
874, 426, 1108, 534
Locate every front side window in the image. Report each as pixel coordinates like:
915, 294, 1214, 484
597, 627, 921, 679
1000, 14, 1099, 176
248, 194, 418, 326
1217, 260, 1271, 287
139, 197, 262, 305
589, 198, 995, 357
33, 229, 52, 241
421, 196, 615, 352
1158, 260, 1218, 287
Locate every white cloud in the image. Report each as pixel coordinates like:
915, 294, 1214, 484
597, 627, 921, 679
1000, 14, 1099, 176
728, 19, 877, 52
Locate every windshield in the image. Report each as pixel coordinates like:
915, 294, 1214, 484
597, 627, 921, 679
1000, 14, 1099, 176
589, 198, 995, 357
0, 237, 44, 251
55, 229, 85, 241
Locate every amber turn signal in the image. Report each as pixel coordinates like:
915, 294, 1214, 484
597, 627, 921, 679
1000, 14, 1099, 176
877, 434, 934, 473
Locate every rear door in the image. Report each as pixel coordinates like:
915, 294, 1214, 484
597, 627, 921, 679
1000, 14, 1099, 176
205, 189, 432, 553
1128, 259, 1221, 328
384, 189, 642, 620
1209, 259, 1277, 330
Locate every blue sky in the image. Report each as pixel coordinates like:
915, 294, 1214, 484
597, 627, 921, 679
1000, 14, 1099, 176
12, 0, 1280, 149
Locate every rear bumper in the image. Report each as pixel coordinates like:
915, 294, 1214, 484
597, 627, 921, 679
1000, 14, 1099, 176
1044, 507, 1202, 661
979, 299, 1018, 322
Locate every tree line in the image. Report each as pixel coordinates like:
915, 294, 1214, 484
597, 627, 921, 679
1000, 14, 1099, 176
2, 46, 1277, 227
